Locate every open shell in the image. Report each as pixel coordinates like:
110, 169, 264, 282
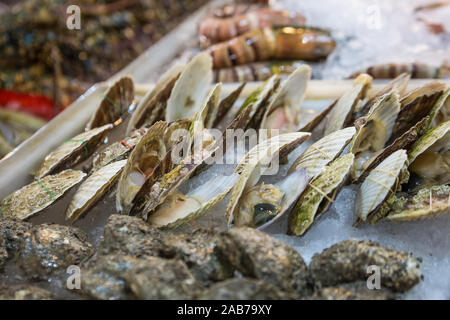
226, 132, 311, 226
165, 52, 213, 122
148, 174, 239, 229
356, 149, 408, 225
1, 170, 86, 220
427, 88, 450, 129
116, 121, 169, 214
36, 124, 113, 179
289, 127, 356, 178
289, 153, 354, 236
126, 65, 183, 135
66, 160, 127, 222
260, 65, 311, 133
324, 74, 372, 135
386, 185, 450, 222
86, 77, 134, 130
213, 83, 246, 128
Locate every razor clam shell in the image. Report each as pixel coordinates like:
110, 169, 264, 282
1, 170, 86, 220
36, 124, 113, 179
386, 185, 450, 222
66, 160, 127, 222
260, 65, 311, 132
165, 52, 213, 122
324, 74, 372, 135
390, 81, 445, 142
258, 169, 310, 230
288, 153, 354, 236
226, 132, 311, 226
213, 83, 246, 128
356, 149, 408, 223
355, 116, 429, 184
289, 127, 355, 178
408, 120, 450, 164
116, 121, 169, 214
126, 65, 182, 135
86, 77, 134, 130
148, 174, 239, 229
91, 128, 148, 173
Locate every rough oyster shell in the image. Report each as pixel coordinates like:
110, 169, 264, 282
1, 169, 86, 220
260, 65, 311, 133
36, 124, 112, 179
148, 174, 239, 228
289, 153, 354, 236
165, 52, 213, 122
126, 65, 183, 135
226, 132, 311, 226
289, 127, 355, 178
116, 121, 168, 214
356, 149, 408, 225
66, 160, 127, 222
386, 185, 450, 222
324, 74, 372, 135
86, 77, 134, 130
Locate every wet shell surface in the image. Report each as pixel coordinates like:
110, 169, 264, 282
289, 153, 354, 236
165, 52, 213, 122
66, 160, 127, 222
289, 127, 355, 178
324, 74, 372, 135
213, 83, 245, 128
36, 124, 113, 179
356, 149, 408, 224
226, 132, 311, 226
260, 65, 311, 133
148, 174, 239, 228
1, 170, 86, 220
386, 185, 450, 222
86, 77, 135, 130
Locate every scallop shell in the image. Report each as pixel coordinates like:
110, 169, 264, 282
289, 127, 355, 178
126, 65, 183, 135
86, 77, 134, 130
213, 83, 245, 128
324, 74, 372, 135
226, 132, 311, 226
297, 99, 336, 132
1, 170, 86, 220
91, 127, 148, 173
408, 120, 450, 164
66, 160, 127, 222
116, 121, 168, 214
386, 185, 450, 222
427, 87, 450, 129
148, 174, 239, 229
289, 153, 354, 236
356, 149, 408, 225
36, 124, 113, 179
260, 65, 311, 133
165, 52, 213, 122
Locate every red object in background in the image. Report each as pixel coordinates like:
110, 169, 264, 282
0, 89, 58, 121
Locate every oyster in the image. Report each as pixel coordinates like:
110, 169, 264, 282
289, 153, 354, 236
390, 81, 445, 141
386, 185, 450, 221
407, 120, 450, 183
356, 149, 409, 225
91, 127, 148, 173
116, 121, 169, 214
226, 132, 311, 226
213, 82, 246, 128
126, 65, 183, 135
289, 127, 356, 178
66, 160, 127, 222
165, 52, 213, 122
324, 74, 372, 135
1, 169, 86, 220
427, 87, 450, 128
86, 77, 134, 130
236, 169, 309, 229
260, 65, 311, 133
35, 124, 112, 178
148, 174, 239, 229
